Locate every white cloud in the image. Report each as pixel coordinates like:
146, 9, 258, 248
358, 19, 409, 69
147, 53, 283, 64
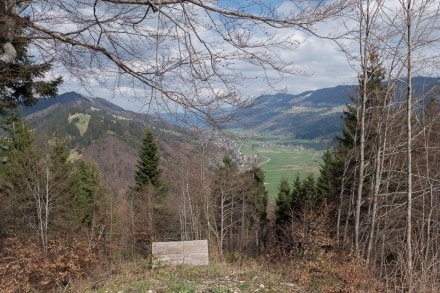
41, 0, 438, 113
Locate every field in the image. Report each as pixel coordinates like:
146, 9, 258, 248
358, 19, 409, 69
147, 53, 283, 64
68, 113, 91, 136
236, 135, 325, 199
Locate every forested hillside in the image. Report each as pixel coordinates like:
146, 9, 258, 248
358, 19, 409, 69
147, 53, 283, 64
233, 76, 440, 139
16, 92, 190, 192
2, 0, 440, 292
2, 80, 439, 292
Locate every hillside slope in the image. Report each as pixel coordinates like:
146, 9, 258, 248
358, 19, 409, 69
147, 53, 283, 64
21, 92, 185, 194
234, 76, 440, 139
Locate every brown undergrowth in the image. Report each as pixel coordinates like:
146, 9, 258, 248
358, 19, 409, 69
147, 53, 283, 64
265, 248, 383, 292
0, 203, 384, 292
0, 233, 382, 292
0, 232, 104, 292
265, 204, 384, 292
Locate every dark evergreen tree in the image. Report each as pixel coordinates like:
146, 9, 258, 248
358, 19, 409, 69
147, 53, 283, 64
248, 166, 268, 225
290, 175, 303, 213
318, 50, 388, 202
0, 119, 36, 230
131, 128, 168, 255
243, 166, 269, 254
275, 178, 292, 226
0, 18, 61, 113
289, 174, 319, 213
317, 148, 342, 200
300, 174, 318, 208
134, 129, 163, 193
70, 161, 101, 228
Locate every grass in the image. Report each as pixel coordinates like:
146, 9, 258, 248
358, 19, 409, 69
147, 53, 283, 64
261, 148, 322, 199
68, 149, 83, 162
70, 252, 375, 292
240, 143, 323, 199
71, 258, 304, 292
68, 113, 91, 136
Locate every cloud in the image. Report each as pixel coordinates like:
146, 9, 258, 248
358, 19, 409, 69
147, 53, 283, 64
39, 1, 360, 113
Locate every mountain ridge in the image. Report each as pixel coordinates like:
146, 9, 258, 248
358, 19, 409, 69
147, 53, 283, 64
19, 91, 187, 195
235, 76, 440, 139
20, 75, 440, 143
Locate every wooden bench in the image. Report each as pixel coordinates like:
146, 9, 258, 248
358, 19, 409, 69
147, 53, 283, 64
152, 240, 209, 266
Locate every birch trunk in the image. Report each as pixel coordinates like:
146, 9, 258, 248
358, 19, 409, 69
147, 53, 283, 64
405, 0, 413, 286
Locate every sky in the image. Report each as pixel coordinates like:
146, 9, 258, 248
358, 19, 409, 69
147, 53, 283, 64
32, 0, 440, 114
50, 0, 360, 113
58, 35, 356, 112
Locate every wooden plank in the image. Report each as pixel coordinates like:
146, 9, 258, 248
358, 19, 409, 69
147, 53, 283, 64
152, 240, 209, 266
185, 252, 209, 265
183, 240, 209, 253
152, 242, 184, 255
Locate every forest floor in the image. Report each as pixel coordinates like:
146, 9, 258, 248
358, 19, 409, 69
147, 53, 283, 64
1, 234, 380, 292
70, 251, 380, 292
72, 258, 305, 292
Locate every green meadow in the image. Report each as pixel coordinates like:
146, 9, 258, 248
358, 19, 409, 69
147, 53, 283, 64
239, 140, 324, 199
68, 113, 91, 136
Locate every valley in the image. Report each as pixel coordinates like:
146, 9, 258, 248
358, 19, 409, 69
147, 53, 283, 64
226, 134, 326, 199
2, 76, 439, 292
19, 91, 338, 200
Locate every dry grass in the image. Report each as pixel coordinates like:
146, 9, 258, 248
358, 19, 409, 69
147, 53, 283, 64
0, 229, 383, 292
71, 258, 304, 292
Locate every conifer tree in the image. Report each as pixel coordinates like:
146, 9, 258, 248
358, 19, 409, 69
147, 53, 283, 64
290, 175, 305, 213
70, 161, 101, 228
0, 17, 61, 113
0, 121, 80, 251
317, 149, 341, 200
243, 166, 269, 253
131, 128, 167, 255
134, 129, 163, 193
318, 50, 388, 199
0, 119, 36, 230
275, 178, 292, 226
248, 166, 268, 225
301, 174, 318, 208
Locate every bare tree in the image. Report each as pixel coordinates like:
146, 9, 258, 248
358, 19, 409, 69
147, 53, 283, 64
404, 1, 414, 289
0, 0, 348, 126
335, 2, 440, 289
4, 124, 72, 253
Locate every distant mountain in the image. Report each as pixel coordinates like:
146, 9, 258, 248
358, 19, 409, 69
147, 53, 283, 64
234, 76, 440, 140
233, 85, 355, 139
20, 91, 187, 194
22, 91, 147, 123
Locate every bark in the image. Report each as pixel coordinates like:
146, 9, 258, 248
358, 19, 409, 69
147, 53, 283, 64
405, 0, 413, 289
354, 0, 371, 255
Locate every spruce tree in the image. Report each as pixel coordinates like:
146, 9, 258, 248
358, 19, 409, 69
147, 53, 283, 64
134, 129, 163, 193
70, 161, 101, 228
0, 20, 62, 113
317, 148, 341, 199
301, 174, 318, 208
248, 166, 268, 223
290, 175, 303, 213
275, 178, 292, 226
289, 174, 319, 213
131, 128, 167, 254
318, 50, 388, 202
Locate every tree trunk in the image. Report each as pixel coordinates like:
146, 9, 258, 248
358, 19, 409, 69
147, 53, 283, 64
354, 0, 373, 255
405, 0, 413, 289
